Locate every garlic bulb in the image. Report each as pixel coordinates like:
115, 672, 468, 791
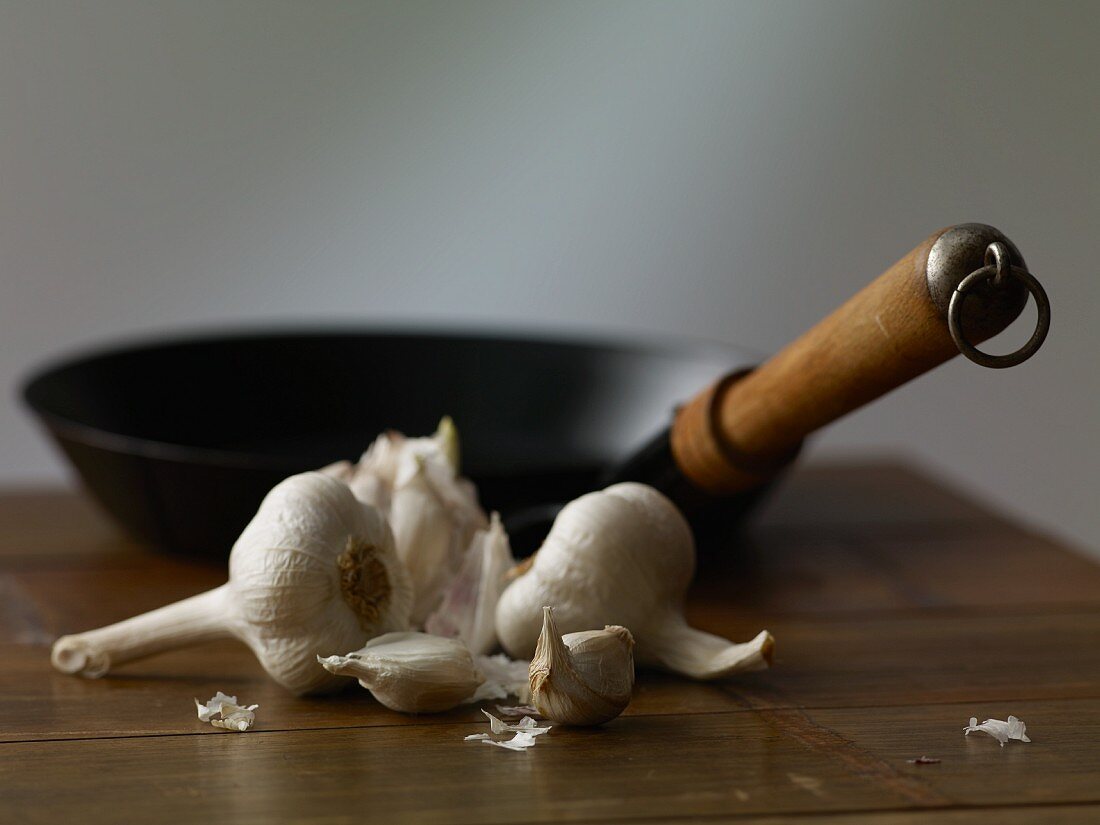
318, 631, 483, 713
530, 607, 634, 725
496, 483, 774, 680
52, 472, 412, 695
322, 419, 488, 625
425, 512, 515, 655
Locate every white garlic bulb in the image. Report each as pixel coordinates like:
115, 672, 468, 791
530, 606, 634, 725
51, 472, 412, 695
496, 483, 774, 680
322, 418, 488, 625
318, 631, 483, 713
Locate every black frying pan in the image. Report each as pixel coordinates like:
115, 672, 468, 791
22, 328, 750, 556
22, 224, 1048, 558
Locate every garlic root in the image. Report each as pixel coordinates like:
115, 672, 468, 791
530, 606, 634, 726
52, 585, 232, 678
640, 613, 773, 680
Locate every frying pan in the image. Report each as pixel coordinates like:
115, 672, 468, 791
22, 224, 1049, 557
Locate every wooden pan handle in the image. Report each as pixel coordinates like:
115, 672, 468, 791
670, 223, 1033, 495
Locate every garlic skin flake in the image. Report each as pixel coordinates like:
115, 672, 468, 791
964, 716, 1031, 747
529, 606, 634, 726
319, 631, 484, 713
496, 483, 774, 681
195, 692, 258, 732
481, 710, 551, 736
469, 652, 532, 704
52, 473, 412, 695
484, 731, 542, 751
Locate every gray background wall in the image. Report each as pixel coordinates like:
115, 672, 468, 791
1, 0, 1097, 552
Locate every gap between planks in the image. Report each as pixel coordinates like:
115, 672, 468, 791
531, 800, 1100, 825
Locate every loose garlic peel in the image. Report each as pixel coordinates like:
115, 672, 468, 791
319, 631, 484, 713
530, 606, 634, 726
51, 473, 412, 695
496, 483, 775, 681
425, 512, 514, 655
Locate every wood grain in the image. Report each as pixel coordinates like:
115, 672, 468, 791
671, 230, 956, 493
670, 226, 1028, 497
0, 463, 1098, 823
1, 700, 1097, 825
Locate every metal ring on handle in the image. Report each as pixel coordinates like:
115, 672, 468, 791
948, 244, 1050, 369
984, 240, 1012, 288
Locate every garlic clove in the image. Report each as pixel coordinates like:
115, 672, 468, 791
318, 631, 484, 713
424, 513, 514, 654
389, 460, 458, 625
529, 607, 634, 726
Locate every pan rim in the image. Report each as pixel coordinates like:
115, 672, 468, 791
20, 321, 755, 470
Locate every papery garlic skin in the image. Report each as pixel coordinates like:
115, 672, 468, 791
52, 473, 412, 695
530, 607, 633, 726
496, 483, 774, 681
195, 692, 259, 732
319, 631, 483, 713
425, 513, 514, 654
964, 715, 1031, 746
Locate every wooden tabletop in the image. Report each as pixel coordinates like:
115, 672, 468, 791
2, 461, 1099, 824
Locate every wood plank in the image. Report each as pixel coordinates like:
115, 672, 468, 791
754, 461, 1011, 532
0, 487, 140, 560
0, 711, 927, 825
811, 699, 1100, 807
720, 609, 1100, 711
0, 698, 1093, 825
1, 558, 225, 638
642, 804, 1100, 824
694, 528, 1100, 617
5, 608, 1098, 743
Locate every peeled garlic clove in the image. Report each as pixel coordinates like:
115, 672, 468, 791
389, 461, 461, 625
496, 482, 774, 682
529, 607, 634, 726
318, 631, 483, 713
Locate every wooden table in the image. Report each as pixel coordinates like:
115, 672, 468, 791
2, 461, 1098, 824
